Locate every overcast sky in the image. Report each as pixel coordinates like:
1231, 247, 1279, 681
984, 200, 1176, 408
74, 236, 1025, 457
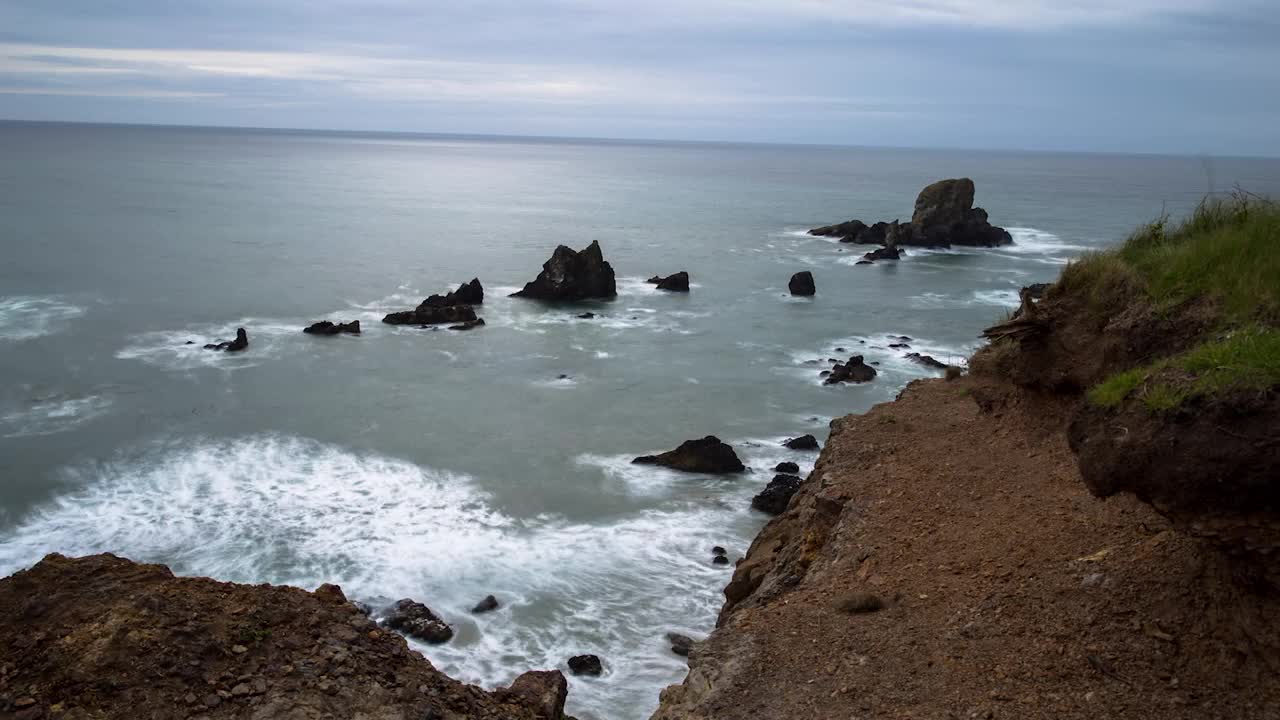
1, 1, 1277, 155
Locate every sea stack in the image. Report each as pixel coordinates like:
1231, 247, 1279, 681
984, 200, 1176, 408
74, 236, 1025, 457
512, 241, 617, 301
809, 178, 1012, 248
789, 271, 815, 296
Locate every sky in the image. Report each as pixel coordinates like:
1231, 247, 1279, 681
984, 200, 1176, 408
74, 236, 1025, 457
0, 1, 1277, 155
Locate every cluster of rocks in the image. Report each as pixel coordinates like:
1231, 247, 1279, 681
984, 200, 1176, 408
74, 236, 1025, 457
383, 277, 486, 329
647, 271, 690, 292
824, 355, 878, 385
303, 320, 360, 335
202, 327, 249, 352
810, 179, 1013, 261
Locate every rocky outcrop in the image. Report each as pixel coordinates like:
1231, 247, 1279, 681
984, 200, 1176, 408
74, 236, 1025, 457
904, 352, 948, 370
303, 320, 361, 335
513, 241, 617, 301
383, 598, 454, 644
824, 355, 877, 384
383, 304, 478, 326
862, 245, 901, 262
667, 633, 695, 657
633, 436, 745, 474
774, 461, 800, 473
751, 474, 802, 515
472, 594, 500, 613
647, 272, 690, 292
807, 178, 1012, 249
567, 654, 603, 676
448, 318, 486, 331
0, 553, 566, 720
203, 328, 248, 352
782, 434, 819, 450
788, 271, 815, 296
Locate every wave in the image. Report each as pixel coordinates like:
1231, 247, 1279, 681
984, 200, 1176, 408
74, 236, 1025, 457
784, 332, 977, 386
0, 435, 755, 719
1, 394, 112, 438
116, 320, 300, 371
0, 296, 86, 341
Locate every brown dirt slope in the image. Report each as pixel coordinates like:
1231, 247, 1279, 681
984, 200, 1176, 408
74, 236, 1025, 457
0, 553, 569, 720
652, 376, 1280, 719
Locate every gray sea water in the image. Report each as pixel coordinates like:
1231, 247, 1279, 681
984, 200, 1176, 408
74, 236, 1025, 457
2, 121, 1279, 719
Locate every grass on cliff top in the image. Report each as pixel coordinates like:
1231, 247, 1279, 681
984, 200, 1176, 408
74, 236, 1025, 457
1088, 327, 1280, 411
1070, 194, 1280, 410
1062, 193, 1280, 322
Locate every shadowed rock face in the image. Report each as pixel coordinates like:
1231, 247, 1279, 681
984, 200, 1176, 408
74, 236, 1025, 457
303, 320, 361, 335
204, 327, 248, 351
912, 177, 977, 229
648, 271, 690, 292
383, 598, 453, 644
789, 271, 815, 296
751, 474, 802, 515
824, 356, 877, 385
513, 240, 617, 301
633, 436, 746, 474
383, 304, 477, 326
0, 553, 566, 720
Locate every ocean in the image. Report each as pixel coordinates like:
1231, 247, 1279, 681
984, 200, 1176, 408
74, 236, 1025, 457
2, 121, 1278, 719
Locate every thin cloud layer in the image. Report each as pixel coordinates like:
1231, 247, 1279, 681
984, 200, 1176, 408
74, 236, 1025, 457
0, 1, 1276, 154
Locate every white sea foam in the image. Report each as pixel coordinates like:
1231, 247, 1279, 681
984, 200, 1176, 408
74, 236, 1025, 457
908, 288, 1022, 310
971, 289, 1022, 307
785, 332, 976, 386
116, 320, 299, 371
0, 296, 86, 341
0, 436, 746, 720
1, 394, 112, 438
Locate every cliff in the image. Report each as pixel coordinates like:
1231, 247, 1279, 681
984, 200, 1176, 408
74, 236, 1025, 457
654, 195, 1280, 718
0, 553, 570, 720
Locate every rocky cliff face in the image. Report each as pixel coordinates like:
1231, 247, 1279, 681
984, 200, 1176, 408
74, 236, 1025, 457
652, 375, 1280, 719
0, 553, 569, 720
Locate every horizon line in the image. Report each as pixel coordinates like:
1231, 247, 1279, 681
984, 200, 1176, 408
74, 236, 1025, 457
1, 117, 1277, 162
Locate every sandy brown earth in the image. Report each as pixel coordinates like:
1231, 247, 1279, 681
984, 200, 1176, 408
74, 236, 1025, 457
0, 553, 569, 720
653, 375, 1280, 719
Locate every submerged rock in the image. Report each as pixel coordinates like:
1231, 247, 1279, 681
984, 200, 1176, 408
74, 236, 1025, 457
825, 356, 877, 385
512, 240, 617, 301
905, 352, 948, 370
863, 245, 901, 262
448, 318, 486, 331
472, 595, 500, 614
783, 434, 820, 451
633, 436, 745, 474
647, 271, 690, 292
774, 461, 800, 474
567, 654, 603, 676
789, 271, 816, 296
203, 328, 248, 352
383, 598, 453, 644
303, 320, 361, 335
752, 474, 802, 515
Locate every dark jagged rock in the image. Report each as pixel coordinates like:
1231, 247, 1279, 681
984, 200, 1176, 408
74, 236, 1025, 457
578, 312, 597, 319
647, 271, 690, 292
712, 555, 730, 565
567, 654, 603, 676
855, 260, 873, 265
448, 318, 486, 331
783, 434, 820, 451
633, 436, 745, 474
383, 598, 453, 644
512, 240, 616, 301
383, 304, 477, 326
303, 320, 361, 335
809, 219, 868, 242
667, 633, 695, 657
808, 178, 1011, 250
417, 278, 484, 309
863, 245, 901, 261
472, 595, 500, 614
788, 271, 815, 296
203, 328, 248, 352
774, 461, 800, 474
752, 474, 802, 515
1024, 282, 1051, 299
905, 352, 949, 370
712, 546, 727, 556
825, 355, 877, 385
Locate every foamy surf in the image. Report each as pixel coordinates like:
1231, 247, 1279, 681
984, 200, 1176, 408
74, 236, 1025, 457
0, 435, 752, 720
116, 320, 300, 371
0, 394, 112, 438
0, 296, 86, 341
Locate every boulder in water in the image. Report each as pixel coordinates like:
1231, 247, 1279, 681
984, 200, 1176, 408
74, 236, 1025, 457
905, 352, 949, 370
863, 245, 901, 262
303, 320, 361, 335
788, 271, 815, 296
203, 328, 248, 352
512, 240, 617, 301
417, 279, 484, 308
809, 219, 868, 242
783, 434, 820, 451
383, 598, 453, 644
567, 654, 603, 676
472, 595, 499, 614
774, 461, 800, 473
383, 304, 477, 326
632, 436, 745, 474
752, 474, 802, 515
825, 356, 877, 385
448, 318, 486, 331
667, 633, 695, 657
647, 271, 690, 292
